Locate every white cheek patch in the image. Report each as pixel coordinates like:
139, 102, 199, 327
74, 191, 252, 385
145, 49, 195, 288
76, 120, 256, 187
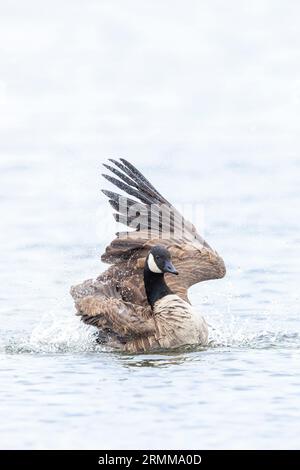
147, 253, 163, 273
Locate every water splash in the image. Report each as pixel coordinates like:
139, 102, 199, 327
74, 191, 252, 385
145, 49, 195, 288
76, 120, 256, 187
5, 313, 106, 354
209, 312, 300, 350
4, 309, 299, 355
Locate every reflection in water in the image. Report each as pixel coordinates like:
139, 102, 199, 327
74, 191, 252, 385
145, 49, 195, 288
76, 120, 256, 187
119, 352, 192, 369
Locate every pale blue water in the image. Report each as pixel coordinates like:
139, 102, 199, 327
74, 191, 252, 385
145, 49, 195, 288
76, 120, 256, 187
1, 0, 300, 450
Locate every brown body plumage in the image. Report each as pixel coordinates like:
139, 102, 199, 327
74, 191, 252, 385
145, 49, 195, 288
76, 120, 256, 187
70, 159, 226, 353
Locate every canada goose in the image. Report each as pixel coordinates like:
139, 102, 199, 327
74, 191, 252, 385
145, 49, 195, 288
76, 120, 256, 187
71, 159, 226, 353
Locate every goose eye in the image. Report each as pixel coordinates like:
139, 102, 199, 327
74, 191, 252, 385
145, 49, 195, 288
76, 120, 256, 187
156, 256, 160, 260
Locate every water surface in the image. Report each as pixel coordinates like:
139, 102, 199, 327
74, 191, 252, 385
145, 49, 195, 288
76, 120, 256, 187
1, 0, 300, 450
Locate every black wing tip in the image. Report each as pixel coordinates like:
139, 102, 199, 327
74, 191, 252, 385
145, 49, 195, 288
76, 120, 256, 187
101, 189, 114, 198
105, 157, 140, 175
101, 158, 121, 172
119, 158, 141, 174
102, 173, 124, 188
108, 158, 119, 164
102, 163, 113, 171
102, 173, 114, 182
105, 158, 121, 168
119, 157, 130, 166
101, 157, 169, 207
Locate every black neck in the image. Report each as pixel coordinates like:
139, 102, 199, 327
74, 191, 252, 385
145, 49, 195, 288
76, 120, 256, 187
144, 265, 172, 309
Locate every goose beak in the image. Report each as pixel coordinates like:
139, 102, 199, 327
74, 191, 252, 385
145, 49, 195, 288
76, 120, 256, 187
164, 261, 179, 275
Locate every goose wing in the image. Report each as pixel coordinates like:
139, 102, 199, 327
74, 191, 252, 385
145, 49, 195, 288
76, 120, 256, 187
75, 291, 154, 342
100, 159, 226, 304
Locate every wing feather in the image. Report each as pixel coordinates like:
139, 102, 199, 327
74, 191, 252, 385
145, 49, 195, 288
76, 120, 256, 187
100, 159, 225, 303
75, 293, 154, 341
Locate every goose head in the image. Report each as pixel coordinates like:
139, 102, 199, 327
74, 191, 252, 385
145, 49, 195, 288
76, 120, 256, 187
146, 245, 178, 275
